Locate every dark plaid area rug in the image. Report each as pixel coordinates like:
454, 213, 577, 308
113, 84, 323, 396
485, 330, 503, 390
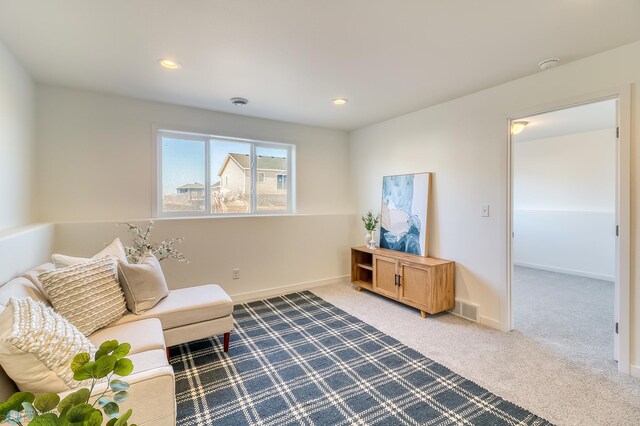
169, 291, 552, 426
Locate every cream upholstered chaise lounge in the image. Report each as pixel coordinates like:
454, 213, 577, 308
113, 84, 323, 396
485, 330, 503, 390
0, 262, 233, 426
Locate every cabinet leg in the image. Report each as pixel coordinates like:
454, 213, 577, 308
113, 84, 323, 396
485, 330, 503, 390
357, 286, 362, 292
420, 310, 427, 319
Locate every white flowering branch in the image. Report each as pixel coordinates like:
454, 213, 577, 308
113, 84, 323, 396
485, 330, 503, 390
117, 221, 188, 264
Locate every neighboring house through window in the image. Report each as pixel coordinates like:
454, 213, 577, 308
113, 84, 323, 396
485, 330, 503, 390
156, 129, 294, 216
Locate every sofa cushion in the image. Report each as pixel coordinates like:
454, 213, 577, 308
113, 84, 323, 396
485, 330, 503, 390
51, 238, 128, 268
39, 257, 127, 335
113, 285, 233, 330
0, 277, 49, 312
22, 263, 55, 296
0, 298, 95, 393
117, 252, 169, 314
89, 318, 165, 355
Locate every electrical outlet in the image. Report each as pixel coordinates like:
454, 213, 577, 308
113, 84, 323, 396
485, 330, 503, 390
233, 268, 240, 280
481, 205, 490, 217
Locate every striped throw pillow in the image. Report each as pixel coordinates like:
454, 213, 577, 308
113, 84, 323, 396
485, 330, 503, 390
39, 257, 127, 335
0, 298, 96, 393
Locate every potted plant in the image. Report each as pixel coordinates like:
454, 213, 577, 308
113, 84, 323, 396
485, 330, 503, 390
361, 211, 380, 249
0, 340, 136, 426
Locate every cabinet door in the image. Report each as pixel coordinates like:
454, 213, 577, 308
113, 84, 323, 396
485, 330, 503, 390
373, 256, 398, 299
399, 263, 431, 312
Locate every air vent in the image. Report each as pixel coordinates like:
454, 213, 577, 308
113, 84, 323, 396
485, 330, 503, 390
449, 300, 479, 323
230, 97, 249, 106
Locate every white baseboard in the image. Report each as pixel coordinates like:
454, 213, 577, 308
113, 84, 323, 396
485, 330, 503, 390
513, 261, 614, 282
630, 365, 640, 379
230, 275, 350, 304
480, 316, 502, 331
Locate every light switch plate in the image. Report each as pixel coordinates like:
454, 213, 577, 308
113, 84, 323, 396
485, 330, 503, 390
481, 205, 490, 217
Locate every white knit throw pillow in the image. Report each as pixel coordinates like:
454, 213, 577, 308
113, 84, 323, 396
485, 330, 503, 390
0, 298, 96, 393
39, 257, 127, 336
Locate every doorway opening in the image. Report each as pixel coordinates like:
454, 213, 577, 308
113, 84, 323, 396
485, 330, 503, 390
507, 93, 630, 374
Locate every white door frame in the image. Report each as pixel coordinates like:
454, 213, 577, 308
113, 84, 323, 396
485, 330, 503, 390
506, 85, 631, 375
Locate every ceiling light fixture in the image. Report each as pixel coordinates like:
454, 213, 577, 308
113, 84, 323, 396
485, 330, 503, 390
511, 121, 529, 135
159, 58, 182, 69
230, 97, 249, 106
332, 98, 348, 105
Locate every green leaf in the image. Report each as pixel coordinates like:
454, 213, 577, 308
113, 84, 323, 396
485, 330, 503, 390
57, 388, 90, 415
112, 343, 131, 359
106, 419, 117, 426
94, 355, 118, 379
70, 353, 91, 373
34, 393, 61, 413
86, 409, 103, 426
99, 340, 119, 354
73, 361, 96, 381
28, 412, 61, 425
110, 380, 130, 392
64, 403, 95, 422
21, 401, 37, 420
114, 409, 132, 426
103, 402, 119, 419
97, 397, 110, 407
113, 391, 129, 404
0, 391, 35, 416
113, 358, 133, 376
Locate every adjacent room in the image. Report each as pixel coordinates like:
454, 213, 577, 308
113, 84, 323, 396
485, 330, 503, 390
511, 100, 619, 370
1, 1, 639, 425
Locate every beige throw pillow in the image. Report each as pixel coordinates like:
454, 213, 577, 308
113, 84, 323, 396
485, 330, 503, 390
0, 298, 96, 393
117, 252, 169, 314
39, 257, 127, 335
51, 237, 128, 269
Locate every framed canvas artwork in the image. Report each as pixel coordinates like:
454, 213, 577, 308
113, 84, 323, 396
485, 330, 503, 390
379, 173, 432, 256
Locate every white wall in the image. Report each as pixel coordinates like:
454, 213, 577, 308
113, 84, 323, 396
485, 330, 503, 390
35, 85, 352, 221
513, 129, 616, 280
0, 40, 34, 231
348, 40, 640, 369
34, 85, 354, 299
0, 224, 54, 284
52, 215, 351, 301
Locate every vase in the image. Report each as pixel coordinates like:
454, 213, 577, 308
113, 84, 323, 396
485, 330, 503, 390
367, 230, 377, 249
365, 231, 372, 246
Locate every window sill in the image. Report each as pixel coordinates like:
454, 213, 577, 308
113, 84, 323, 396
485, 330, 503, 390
152, 212, 298, 221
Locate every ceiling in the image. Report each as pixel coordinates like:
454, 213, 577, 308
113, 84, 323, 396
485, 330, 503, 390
514, 100, 617, 142
0, 1, 639, 131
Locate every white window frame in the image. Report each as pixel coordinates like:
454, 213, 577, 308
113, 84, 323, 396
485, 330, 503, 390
154, 129, 295, 217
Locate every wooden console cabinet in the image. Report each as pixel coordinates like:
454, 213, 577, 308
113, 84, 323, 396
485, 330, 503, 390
351, 246, 455, 318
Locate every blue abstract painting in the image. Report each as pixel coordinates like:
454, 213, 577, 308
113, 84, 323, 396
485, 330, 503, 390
380, 173, 431, 256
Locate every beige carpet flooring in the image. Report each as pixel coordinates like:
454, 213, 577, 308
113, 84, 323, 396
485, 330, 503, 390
311, 282, 640, 426
513, 266, 615, 372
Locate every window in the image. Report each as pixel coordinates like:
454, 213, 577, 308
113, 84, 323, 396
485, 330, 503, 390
156, 130, 294, 216
277, 174, 287, 190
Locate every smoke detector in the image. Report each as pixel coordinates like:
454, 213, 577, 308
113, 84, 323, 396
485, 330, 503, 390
230, 97, 249, 106
538, 58, 560, 71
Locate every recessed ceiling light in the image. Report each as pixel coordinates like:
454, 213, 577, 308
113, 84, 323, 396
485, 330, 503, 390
231, 97, 249, 106
511, 121, 529, 135
333, 98, 348, 105
159, 58, 182, 69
